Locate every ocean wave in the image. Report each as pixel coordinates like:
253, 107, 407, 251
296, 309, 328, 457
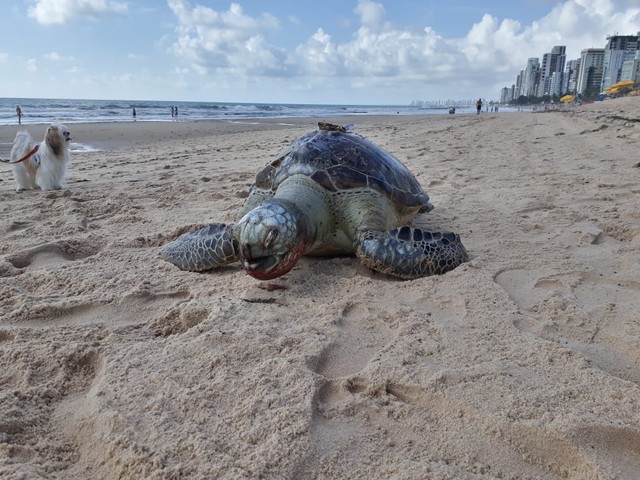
0, 97, 483, 126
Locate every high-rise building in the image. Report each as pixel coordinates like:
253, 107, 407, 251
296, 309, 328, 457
501, 32, 640, 103
563, 59, 581, 94
576, 48, 605, 98
515, 71, 523, 98
548, 71, 564, 97
601, 34, 639, 89
539, 46, 567, 96
621, 51, 640, 84
499, 87, 511, 103
522, 58, 540, 97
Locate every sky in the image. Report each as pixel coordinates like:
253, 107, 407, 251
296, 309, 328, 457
1, 0, 639, 105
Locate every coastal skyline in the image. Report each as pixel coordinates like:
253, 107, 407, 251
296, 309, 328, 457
1, 0, 640, 104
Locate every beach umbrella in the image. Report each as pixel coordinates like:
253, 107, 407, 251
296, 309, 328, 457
605, 80, 636, 94
560, 95, 574, 103
612, 80, 636, 88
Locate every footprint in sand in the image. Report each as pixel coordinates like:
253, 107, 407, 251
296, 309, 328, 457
495, 268, 640, 385
6, 239, 103, 270
296, 303, 397, 477
571, 425, 640, 474
47, 348, 107, 467
5, 220, 31, 233
311, 302, 395, 380
0, 341, 104, 444
309, 301, 397, 408
297, 374, 606, 479
62, 349, 105, 395
0, 330, 16, 343
296, 377, 423, 479
149, 299, 210, 337
1, 289, 192, 330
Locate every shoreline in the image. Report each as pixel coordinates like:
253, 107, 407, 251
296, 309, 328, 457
0, 96, 492, 129
0, 100, 598, 156
0, 113, 473, 156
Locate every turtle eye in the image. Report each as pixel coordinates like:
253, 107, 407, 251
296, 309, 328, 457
263, 227, 278, 248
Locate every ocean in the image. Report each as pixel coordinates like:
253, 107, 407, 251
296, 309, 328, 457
0, 97, 481, 126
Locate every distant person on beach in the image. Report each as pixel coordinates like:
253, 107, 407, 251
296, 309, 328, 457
476, 98, 483, 115
132, 107, 137, 120
16, 105, 22, 125
174, 106, 178, 119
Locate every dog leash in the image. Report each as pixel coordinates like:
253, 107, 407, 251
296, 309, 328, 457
0, 145, 40, 164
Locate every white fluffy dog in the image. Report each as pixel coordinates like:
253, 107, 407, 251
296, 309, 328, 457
9, 123, 72, 191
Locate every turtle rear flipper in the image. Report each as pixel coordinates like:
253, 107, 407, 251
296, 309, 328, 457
356, 227, 468, 279
162, 223, 239, 272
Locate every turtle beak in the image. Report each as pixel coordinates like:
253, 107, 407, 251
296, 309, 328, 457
241, 242, 286, 278
240, 239, 306, 280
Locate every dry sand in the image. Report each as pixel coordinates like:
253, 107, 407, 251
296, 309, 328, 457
1, 98, 639, 479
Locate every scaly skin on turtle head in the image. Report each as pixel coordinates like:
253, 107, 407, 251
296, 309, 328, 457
234, 199, 308, 280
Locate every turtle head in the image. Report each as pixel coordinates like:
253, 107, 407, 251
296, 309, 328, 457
235, 199, 307, 280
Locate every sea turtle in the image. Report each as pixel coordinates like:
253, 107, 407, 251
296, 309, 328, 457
162, 122, 468, 280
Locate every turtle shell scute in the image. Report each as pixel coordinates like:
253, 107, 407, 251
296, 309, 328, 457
252, 129, 431, 209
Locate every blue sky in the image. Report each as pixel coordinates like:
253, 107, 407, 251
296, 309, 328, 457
1, 0, 639, 104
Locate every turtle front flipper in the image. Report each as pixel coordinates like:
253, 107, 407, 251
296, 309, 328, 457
162, 223, 240, 272
356, 227, 468, 279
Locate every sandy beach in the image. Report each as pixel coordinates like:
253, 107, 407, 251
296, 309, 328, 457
1, 98, 639, 479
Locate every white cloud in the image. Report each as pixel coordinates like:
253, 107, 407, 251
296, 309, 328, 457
295, 29, 340, 76
0, 52, 8, 62
454, 0, 640, 90
164, 0, 640, 100
43, 51, 76, 63
293, 2, 459, 82
168, 0, 284, 75
28, 0, 128, 25
354, 0, 388, 31
526, 0, 640, 59
26, 58, 38, 72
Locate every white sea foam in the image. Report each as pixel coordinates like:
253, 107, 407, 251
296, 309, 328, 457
0, 97, 492, 126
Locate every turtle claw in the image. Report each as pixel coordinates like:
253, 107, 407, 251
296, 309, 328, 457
356, 227, 468, 279
161, 223, 240, 272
